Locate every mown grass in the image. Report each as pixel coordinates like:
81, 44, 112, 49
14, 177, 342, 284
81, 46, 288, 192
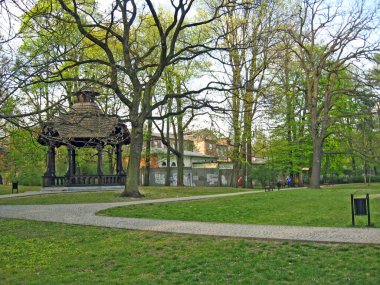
0, 186, 248, 205
100, 183, 380, 228
1, 218, 379, 284
0, 184, 41, 195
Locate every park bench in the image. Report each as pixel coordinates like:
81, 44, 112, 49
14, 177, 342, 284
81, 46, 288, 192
264, 184, 274, 192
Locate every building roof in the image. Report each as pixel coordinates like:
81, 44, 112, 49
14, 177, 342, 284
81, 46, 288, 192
184, 150, 216, 158
185, 128, 218, 140
151, 149, 216, 158
51, 110, 119, 139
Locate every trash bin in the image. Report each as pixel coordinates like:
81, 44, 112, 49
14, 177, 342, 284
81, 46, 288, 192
12, 181, 18, 193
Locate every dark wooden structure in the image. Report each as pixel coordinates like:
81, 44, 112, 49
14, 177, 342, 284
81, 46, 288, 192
38, 91, 130, 189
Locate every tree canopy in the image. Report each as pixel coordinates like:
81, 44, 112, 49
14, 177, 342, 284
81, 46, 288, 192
0, 0, 379, 189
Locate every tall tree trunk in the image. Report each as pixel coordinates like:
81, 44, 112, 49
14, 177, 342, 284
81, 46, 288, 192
143, 119, 152, 186
243, 87, 254, 188
232, 108, 241, 187
165, 116, 171, 186
176, 96, 184, 186
231, 68, 242, 188
122, 119, 144, 197
283, 47, 296, 181
241, 139, 247, 188
310, 138, 323, 188
143, 85, 154, 187
246, 134, 253, 188
307, 75, 324, 189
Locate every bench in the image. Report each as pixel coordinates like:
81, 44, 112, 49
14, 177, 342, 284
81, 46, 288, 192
264, 184, 274, 192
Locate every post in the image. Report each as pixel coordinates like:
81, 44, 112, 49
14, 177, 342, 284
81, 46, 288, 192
367, 193, 371, 226
351, 194, 355, 226
116, 144, 124, 174
49, 146, 56, 177
67, 146, 75, 176
72, 147, 76, 175
66, 146, 76, 185
97, 145, 103, 184
43, 145, 56, 186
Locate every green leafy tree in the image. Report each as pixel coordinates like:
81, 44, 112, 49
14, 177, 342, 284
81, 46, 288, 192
24, 0, 231, 197
285, 0, 379, 188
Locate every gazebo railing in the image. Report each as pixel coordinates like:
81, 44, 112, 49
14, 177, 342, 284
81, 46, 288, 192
43, 175, 126, 187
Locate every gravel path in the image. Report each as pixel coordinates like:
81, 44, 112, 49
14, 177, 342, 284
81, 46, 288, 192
1, 191, 379, 244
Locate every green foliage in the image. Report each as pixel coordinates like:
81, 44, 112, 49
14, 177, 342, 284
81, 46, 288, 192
250, 163, 278, 186
3, 128, 45, 185
370, 53, 380, 86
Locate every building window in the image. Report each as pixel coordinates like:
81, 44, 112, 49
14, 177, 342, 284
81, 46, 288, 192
171, 162, 176, 167
161, 161, 166, 167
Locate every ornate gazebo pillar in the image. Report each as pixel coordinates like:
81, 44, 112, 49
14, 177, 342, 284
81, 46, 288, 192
66, 145, 76, 185
116, 143, 125, 184
97, 145, 103, 185
43, 145, 56, 186
116, 144, 124, 175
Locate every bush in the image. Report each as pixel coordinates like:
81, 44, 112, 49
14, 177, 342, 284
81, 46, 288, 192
250, 164, 279, 186
16, 166, 44, 186
323, 175, 380, 184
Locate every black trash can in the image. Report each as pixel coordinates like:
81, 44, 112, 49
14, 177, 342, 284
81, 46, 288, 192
12, 181, 18, 193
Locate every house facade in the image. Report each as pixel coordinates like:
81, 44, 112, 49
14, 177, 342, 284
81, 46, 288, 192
185, 129, 231, 161
140, 132, 217, 169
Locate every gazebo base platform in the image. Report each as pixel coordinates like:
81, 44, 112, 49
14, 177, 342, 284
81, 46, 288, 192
41, 185, 125, 192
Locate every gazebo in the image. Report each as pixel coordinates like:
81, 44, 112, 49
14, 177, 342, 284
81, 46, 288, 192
38, 90, 130, 190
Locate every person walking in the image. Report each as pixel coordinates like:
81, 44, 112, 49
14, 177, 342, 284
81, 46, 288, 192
286, 176, 292, 188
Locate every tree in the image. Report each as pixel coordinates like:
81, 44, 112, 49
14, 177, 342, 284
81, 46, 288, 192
27, 0, 230, 197
285, 0, 380, 188
152, 64, 203, 187
215, 0, 281, 187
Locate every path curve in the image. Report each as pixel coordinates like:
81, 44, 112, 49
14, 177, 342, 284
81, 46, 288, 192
0, 191, 379, 244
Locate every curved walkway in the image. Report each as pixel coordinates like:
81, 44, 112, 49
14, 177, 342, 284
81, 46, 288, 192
0, 191, 379, 244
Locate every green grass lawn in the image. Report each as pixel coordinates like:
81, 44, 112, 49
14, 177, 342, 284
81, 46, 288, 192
1, 218, 379, 284
0, 186, 248, 205
99, 183, 380, 228
0, 184, 41, 195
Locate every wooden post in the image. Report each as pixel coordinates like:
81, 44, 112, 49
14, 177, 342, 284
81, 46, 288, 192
116, 144, 124, 174
67, 146, 75, 176
97, 145, 103, 185
72, 147, 76, 175
66, 145, 76, 185
50, 146, 56, 177
43, 145, 56, 187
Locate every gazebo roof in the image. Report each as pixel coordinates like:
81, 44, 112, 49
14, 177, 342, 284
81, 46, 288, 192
38, 91, 130, 147
51, 110, 119, 139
